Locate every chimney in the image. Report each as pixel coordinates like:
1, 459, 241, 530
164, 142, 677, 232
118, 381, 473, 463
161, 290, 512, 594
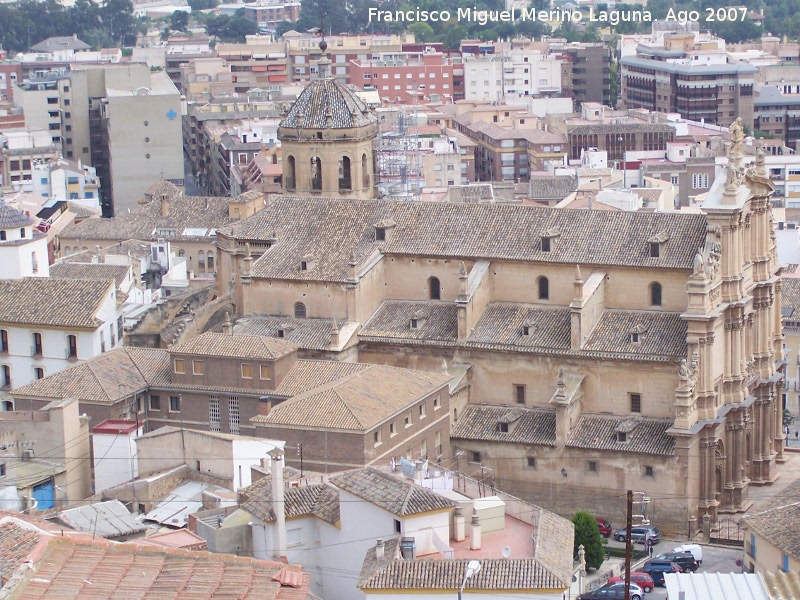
161, 193, 169, 217
268, 448, 286, 560
454, 506, 466, 542
375, 539, 385, 559
470, 511, 481, 550
222, 311, 232, 335
258, 396, 272, 416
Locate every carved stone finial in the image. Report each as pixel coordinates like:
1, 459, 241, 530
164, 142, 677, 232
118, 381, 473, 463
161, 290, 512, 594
245, 242, 252, 259
332, 317, 339, 333
574, 264, 582, 282
459, 261, 467, 278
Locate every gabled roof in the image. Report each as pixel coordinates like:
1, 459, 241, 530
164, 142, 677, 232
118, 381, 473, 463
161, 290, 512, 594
50, 262, 131, 289
743, 478, 800, 562
57, 500, 145, 539
0, 201, 34, 228
0, 278, 114, 329
223, 197, 708, 283
30, 35, 91, 52
328, 467, 455, 517
272, 360, 370, 397
240, 479, 340, 526
256, 365, 450, 431
232, 316, 353, 351
170, 331, 297, 360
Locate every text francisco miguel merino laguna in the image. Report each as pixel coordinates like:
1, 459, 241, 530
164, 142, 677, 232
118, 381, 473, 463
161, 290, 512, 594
368, 7, 653, 25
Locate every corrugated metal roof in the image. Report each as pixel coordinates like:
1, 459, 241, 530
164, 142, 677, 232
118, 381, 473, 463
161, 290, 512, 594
58, 500, 146, 538
144, 481, 228, 528
664, 572, 769, 600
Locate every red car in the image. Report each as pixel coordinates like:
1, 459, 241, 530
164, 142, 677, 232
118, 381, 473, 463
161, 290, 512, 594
608, 572, 655, 593
596, 518, 612, 537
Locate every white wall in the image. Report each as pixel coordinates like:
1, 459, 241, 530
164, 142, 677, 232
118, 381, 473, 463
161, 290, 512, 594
231, 438, 284, 491
0, 234, 49, 279
93, 427, 142, 493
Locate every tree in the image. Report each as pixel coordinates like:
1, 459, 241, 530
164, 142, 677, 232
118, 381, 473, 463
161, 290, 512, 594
783, 408, 794, 428
572, 511, 605, 570
408, 22, 435, 43
170, 10, 189, 31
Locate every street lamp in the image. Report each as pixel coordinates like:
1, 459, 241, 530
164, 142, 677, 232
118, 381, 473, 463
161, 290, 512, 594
458, 559, 481, 600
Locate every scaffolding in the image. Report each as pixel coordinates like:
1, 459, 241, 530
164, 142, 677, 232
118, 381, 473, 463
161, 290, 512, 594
376, 99, 424, 201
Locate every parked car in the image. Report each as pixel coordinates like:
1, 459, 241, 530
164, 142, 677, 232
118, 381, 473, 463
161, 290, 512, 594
578, 582, 644, 600
641, 560, 681, 587
607, 571, 655, 593
673, 543, 703, 565
596, 518, 612, 537
613, 525, 661, 545
654, 551, 698, 572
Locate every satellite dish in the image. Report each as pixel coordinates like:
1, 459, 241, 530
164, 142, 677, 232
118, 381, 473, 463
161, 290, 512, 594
502, 546, 511, 559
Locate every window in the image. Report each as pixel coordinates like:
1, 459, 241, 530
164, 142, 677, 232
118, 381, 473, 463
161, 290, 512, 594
527, 456, 537, 468
541, 237, 551, 252
229, 396, 240, 434
294, 302, 307, 319
515, 384, 526, 404
32, 332, 43, 357
390, 421, 397, 436
0, 232, 4, 242
149, 395, 161, 411
434, 395, 441, 410
410, 318, 419, 329
34, 367, 44, 380
419, 404, 426, 418
649, 242, 660, 258
192, 360, 204, 375
588, 461, 597, 472
782, 553, 789, 573
429, 276, 441, 300
617, 432, 627, 443
404, 412, 412, 428
1, 365, 10, 388
241, 363, 253, 379
260, 364, 272, 380
20, 228, 25, 238
630, 393, 642, 413
0, 464, 5, 477
67, 334, 77, 359
650, 282, 662, 306
671, 175, 679, 185
692, 173, 709, 189
748, 534, 756, 559
300, 260, 307, 271
374, 430, 382, 445
497, 422, 509, 433
174, 358, 185, 374
394, 519, 402, 533
538, 276, 549, 300
287, 528, 303, 547
169, 396, 181, 412
644, 465, 654, 477
208, 395, 221, 431
435, 430, 442, 456
471, 451, 481, 463
376, 227, 385, 241
0, 330, 7, 353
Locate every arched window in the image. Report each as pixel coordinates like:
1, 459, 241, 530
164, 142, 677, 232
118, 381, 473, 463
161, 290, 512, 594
339, 156, 351, 190
311, 157, 322, 191
294, 302, 307, 319
286, 155, 296, 190
538, 276, 549, 301
362, 153, 370, 188
429, 276, 441, 300
64, 246, 70, 255
178, 249, 185, 258
198, 250, 206, 272
650, 282, 662, 306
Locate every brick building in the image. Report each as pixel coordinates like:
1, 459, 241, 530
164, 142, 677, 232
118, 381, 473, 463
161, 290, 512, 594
349, 53, 461, 104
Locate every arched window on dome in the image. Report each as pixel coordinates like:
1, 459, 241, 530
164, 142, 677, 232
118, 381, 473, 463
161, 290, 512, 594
362, 153, 370, 188
286, 155, 296, 190
339, 156, 351, 191
311, 157, 322, 191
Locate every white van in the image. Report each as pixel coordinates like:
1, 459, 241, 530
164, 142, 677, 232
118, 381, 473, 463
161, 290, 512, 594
673, 543, 703, 564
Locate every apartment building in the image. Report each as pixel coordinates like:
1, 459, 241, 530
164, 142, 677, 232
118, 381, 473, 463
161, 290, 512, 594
349, 52, 460, 104
0, 129, 60, 193
164, 36, 215, 92
242, 1, 301, 33
0, 58, 21, 102
13, 70, 69, 146
463, 49, 561, 101
548, 42, 612, 107
216, 40, 290, 94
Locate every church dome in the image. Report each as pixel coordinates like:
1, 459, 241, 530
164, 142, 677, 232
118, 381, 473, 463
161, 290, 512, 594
0, 201, 34, 229
280, 79, 377, 130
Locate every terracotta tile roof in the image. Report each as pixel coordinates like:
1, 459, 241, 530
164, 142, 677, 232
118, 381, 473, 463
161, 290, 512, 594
566, 414, 675, 455
60, 194, 237, 242
280, 78, 377, 129
2, 529, 308, 599
12, 348, 167, 404
328, 467, 455, 517
232, 316, 347, 351
529, 176, 579, 201
743, 479, 800, 562
0, 519, 45, 578
272, 360, 369, 397
240, 481, 340, 526
468, 303, 571, 350
0, 278, 114, 329
256, 365, 450, 431
360, 300, 458, 342
450, 404, 557, 446
582, 310, 687, 358
144, 179, 181, 202
50, 262, 131, 289
170, 332, 297, 360
61, 239, 152, 262
67, 202, 100, 220
225, 197, 708, 282
358, 538, 565, 591
782, 277, 800, 313
0, 201, 35, 228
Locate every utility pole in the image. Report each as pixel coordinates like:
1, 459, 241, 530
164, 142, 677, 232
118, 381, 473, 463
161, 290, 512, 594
625, 489, 633, 600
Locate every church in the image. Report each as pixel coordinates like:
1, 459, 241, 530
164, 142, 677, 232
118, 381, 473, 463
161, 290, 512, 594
214, 44, 784, 534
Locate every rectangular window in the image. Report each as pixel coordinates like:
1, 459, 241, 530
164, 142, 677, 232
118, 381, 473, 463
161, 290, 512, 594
782, 553, 789, 573
644, 465, 654, 477
527, 456, 537, 468
404, 412, 412, 428
1, 329, 8, 353
748, 534, 756, 559
229, 396, 240, 435
471, 451, 481, 463
515, 385, 526, 404
541, 237, 551, 252
1, 365, 9, 388
149, 395, 161, 411
67, 334, 77, 359
435, 430, 441, 456
419, 403, 426, 418
170, 396, 181, 412
0, 463, 5, 477
34, 367, 44, 380
434, 395, 441, 410
192, 360, 204, 375
588, 461, 597, 472
390, 422, 397, 436
260, 364, 272, 380
649, 242, 660, 258
241, 363, 253, 379
374, 430, 382, 445
630, 393, 642, 413
209, 395, 220, 431
287, 528, 303, 547
174, 358, 185, 374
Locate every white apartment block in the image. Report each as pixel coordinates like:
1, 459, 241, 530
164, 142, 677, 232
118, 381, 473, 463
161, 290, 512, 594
463, 51, 561, 101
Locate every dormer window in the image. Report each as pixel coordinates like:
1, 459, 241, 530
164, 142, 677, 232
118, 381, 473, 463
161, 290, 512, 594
631, 332, 639, 343
649, 242, 660, 258
410, 318, 419, 329
497, 422, 509, 433
373, 218, 396, 243
522, 325, 530, 336
301, 261, 308, 271
376, 228, 386, 241
541, 237, 551, 252
629, 324, 647, 344
277, 328, 285, 338
617, 431, 628, 443
540, 227, 560, 253
300, 255, 315, 272
647, 232, 669, 258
